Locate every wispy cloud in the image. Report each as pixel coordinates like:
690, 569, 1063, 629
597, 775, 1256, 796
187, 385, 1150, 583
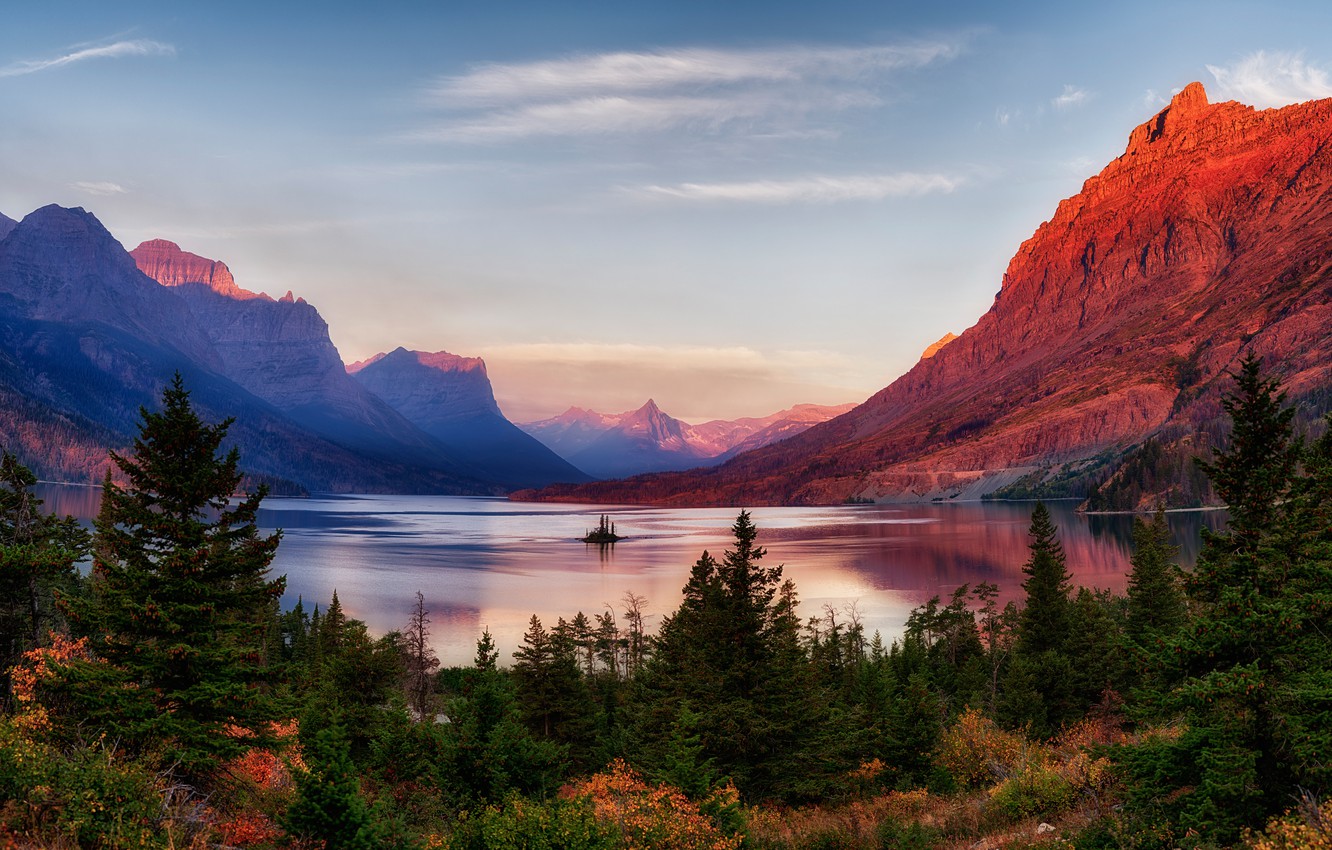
69, 181, 127, 196
415, 39, 966, 143
432, 43, 963, 105
0, 39, 175, 78
1207, 51, 1332, 108
1052, 84, 1089, 109
632, 172, 963, 204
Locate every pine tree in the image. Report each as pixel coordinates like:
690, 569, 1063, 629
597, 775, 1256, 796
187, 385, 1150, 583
62, 375, 285, 776
0, 451, 89, 702
283, 721, 385, 849
1001, 502, 1076, 736
1124, 355, 1332, 841
637, 511, 841, 801
1121, 507, 1184, 699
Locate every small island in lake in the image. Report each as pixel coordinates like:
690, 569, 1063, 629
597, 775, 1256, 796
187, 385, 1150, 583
580, 514, 624, 543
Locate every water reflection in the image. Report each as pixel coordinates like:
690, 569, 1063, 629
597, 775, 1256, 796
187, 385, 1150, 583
30, 486, 1227, 667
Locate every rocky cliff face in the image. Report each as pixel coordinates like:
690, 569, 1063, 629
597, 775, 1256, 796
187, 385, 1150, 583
522, 83, 1332, 506
129, 240, 450, 462
0, 212, 16, 243
350, 348, 590, 488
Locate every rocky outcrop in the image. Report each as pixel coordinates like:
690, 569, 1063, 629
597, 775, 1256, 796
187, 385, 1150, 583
920, 333, 957, 360
350, 347, 590, 488
521, 83, 1332, 506
0, 212, 16, 243
130, 239, 255, 300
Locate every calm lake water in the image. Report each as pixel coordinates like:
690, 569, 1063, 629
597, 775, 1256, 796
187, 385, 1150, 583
35, 486, 1225, 666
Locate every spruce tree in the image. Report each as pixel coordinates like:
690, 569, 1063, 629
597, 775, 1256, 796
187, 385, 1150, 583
1124, 355, 1332, 841
0, 451, 89, 702
1001, 502, 1076, 736
63, 375, 285, 777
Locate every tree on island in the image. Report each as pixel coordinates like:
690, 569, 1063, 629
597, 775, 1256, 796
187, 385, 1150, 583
61, 374, 286, 778
580, 514, 623, 544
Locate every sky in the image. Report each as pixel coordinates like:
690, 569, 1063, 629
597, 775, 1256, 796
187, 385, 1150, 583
3, 1, 1332, 423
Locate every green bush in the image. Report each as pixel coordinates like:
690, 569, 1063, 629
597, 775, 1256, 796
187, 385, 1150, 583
874, 817, 941, 850
987, 764, 1074, 822
445, 796, 615, 850
0, 720, 163, 849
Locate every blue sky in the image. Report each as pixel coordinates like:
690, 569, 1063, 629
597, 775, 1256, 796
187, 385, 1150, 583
3, 1, 1332, 421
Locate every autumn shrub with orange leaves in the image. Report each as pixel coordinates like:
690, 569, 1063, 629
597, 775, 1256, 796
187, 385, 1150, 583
201, 720, 305, 847
935, 707, 1027, 788
9, 633, 93, 738
565, 760, 743, 850
1244, 796, 1332, 850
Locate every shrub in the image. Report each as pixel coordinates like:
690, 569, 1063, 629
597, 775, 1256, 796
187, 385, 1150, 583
935, 707, 1027, 788
988, 764, 1074, 823
0, 718, 163, 849
445, 796, 614, 850
567, 759, 743, 850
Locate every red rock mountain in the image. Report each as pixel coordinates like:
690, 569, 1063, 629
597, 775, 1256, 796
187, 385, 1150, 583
522, 83, 1332, 506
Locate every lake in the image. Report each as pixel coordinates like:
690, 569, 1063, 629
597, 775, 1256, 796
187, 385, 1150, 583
36, 485, 1225, 667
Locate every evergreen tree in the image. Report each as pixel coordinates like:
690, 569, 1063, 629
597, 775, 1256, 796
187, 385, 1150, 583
284, 721, 387, 850
1121, 508, 1185, 698
1124, 355, 1332, 842
1001, 502, 1076, 736
636, 512, 842, 801
512, 614, 593, 760
62, 375, 285, 777
0, 451, 89, 703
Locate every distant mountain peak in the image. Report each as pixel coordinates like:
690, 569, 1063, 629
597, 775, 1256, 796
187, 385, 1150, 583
0, 211, 16, 242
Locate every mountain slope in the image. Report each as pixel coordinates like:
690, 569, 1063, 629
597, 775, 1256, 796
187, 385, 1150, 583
521, 83, 1332, 506
349, 347, 591, 488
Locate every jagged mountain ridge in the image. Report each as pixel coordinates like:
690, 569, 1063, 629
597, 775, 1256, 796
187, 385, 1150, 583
348, 347, 590, 489
520, 83, 1332, 506
521, 400, 857, 479
0, 206, 495, 494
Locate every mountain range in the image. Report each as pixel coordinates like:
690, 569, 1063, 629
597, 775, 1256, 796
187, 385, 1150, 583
519, 400, 856, 479
0, 210, 845, 495
520, 83, 1332, 508
0, 210, 581, 493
